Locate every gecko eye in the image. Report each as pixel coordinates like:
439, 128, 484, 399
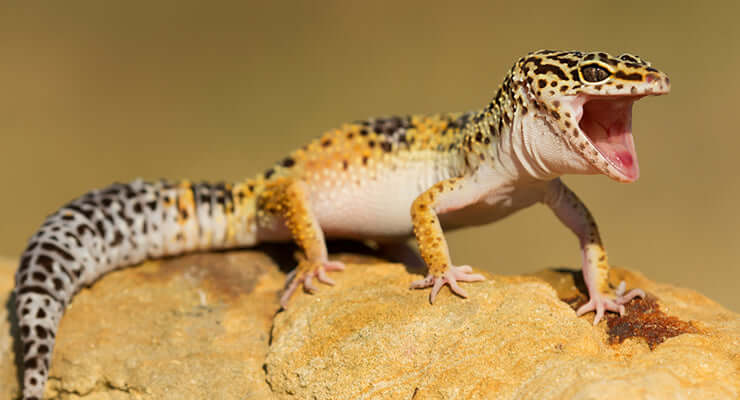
580, 64, 611, 83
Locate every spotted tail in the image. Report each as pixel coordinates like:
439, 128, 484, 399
14, 179, 258, 399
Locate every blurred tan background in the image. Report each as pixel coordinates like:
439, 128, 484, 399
1, 1, 738, 310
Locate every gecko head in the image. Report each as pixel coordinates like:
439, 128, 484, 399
515, 50, 670, 182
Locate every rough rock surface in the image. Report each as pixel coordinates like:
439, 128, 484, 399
2, 251, 739, 399
1, 251, 284, 400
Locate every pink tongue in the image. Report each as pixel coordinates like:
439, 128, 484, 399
580, 99, 640, 180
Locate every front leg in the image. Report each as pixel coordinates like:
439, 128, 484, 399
258, 177, 345, 308
409, 177, 485, 303
544, 178, 645, 325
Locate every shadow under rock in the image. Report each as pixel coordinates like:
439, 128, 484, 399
552, 267, 588, 296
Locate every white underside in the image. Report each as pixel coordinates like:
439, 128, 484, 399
258, 152, 551, 244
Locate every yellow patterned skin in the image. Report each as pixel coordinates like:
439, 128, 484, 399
15, 50, 670, 399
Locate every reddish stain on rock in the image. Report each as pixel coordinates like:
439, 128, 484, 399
606, 295, 699, 349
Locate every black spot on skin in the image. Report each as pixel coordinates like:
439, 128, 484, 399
32, 272, 46, 282
36, 308, 47, 318
110, 231, 124, 247
264, 168, 275, 179
24, 357, 37, 370
360, 129, 368, 136
65, 204, 94, 220
19, 255, 31, 272
21, 325, 30, 337
95, 221, 106, 237
615, 70, 642, 81
281, 157, 295, 168
21, 308, 29, 316
41, 243, 74, 261
368, 140, 376, 148
534, 64, 568, 80
38, 344, 49, 354
36, 255, 54, 274
552, 110, 560, 120
362, 156, 368, 166
380, 142, 392, 152
125, 186, 137, 199
321, 138, 332, 147
76, 224, 95, 237
342, 160, 348, 170
64, 232, 82, 247
101, 198, 113, 208
133, 202, 143, 213
24, 341, 35, 354
538, 79, 547, 88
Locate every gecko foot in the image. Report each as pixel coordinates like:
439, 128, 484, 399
410, 265, 485, 304
280, 260, 346, 309
577, 281, 646, 325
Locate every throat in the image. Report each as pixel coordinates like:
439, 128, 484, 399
503, 109, 597, 181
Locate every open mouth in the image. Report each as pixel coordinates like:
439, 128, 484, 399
578, 96, 641, 181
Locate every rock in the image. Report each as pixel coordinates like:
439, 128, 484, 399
2, 250, 739, 399
265, 261, 740, 399
1, 251, 285, 400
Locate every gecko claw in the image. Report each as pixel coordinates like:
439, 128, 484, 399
279, 260, 347, 309
410, 265, 485, 304
577, 280, 645, 325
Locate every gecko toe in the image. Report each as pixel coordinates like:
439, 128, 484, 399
429, 278, 445, 304
316, 268, 335, 285
413, 265, 485, 303
577, 284, 644, 324
410, 275, 434, 289
324, 261, 346, 272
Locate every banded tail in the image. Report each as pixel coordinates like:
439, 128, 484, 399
14, 179, 258, 399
